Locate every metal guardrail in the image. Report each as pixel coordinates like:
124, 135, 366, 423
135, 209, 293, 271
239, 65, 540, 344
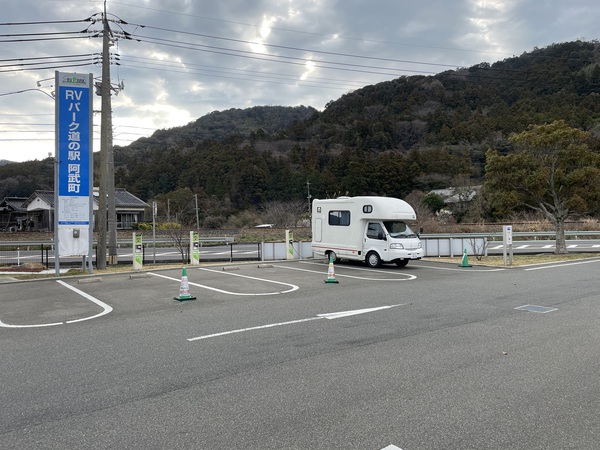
3, 231, 600, 269
421, 231, 600, 239
0, 237, 235, 248
0, 237, 248, 270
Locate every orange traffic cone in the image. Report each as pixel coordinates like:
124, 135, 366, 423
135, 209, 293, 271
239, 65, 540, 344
324, 257, 339, 284
174, 267, 197, 301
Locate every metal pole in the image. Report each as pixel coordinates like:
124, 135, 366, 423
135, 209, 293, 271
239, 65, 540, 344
306, 180, 311, 220
152, 200, 156, 264
194, 194, 200, 229
54, 71, 60, 276
87, 72, 94, 274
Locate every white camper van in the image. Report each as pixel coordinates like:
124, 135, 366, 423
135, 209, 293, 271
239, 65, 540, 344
311, 196, 424, 268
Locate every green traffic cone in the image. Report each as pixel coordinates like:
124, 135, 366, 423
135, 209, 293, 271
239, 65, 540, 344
458, 249, 472, 268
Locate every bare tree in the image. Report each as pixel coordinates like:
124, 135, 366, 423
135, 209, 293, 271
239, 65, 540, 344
261, 200, 306, 227
468, 237, 489, 261
163, 222, 188, 263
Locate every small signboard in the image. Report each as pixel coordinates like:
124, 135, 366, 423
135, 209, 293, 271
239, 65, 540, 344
133, 233, 143, 270
503, 225, 513, 265
190, 230, 200, 265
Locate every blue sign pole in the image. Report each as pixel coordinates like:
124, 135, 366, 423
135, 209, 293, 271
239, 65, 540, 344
54, 72, 94, 275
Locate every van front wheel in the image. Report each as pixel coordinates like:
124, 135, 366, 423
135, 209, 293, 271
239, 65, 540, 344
366, 251, 381, 268
395, 259, 409, 268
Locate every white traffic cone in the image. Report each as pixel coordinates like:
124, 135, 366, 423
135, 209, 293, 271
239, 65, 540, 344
324, 257, 339, 284
174, 267, 197, 301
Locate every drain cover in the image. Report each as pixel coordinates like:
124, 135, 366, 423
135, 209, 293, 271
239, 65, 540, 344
515, 305, 557, 313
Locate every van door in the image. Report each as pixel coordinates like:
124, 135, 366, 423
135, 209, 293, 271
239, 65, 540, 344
364, 222, 388, 266
314, 218, 322, 242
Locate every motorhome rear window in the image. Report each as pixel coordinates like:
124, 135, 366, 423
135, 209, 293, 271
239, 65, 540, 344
328, 210, 350, 226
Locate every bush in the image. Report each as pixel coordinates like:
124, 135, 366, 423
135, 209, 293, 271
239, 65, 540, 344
157, 222, 182, 231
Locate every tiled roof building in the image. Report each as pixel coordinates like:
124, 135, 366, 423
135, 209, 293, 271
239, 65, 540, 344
1, 189, 148, 232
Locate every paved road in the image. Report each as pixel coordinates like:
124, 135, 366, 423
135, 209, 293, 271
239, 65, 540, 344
487, 239, 600, 254
1, 258, 599, 449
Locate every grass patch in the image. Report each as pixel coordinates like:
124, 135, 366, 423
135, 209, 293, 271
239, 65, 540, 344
427, 253, 600, 267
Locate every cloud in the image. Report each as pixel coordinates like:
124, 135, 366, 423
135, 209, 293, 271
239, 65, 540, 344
1, 0, 598, 162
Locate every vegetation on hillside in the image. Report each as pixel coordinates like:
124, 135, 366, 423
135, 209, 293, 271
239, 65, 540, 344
2, 41, 600, 231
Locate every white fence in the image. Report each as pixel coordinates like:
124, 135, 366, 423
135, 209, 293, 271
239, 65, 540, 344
260, 238, 487, 260
261, 241, 313, 260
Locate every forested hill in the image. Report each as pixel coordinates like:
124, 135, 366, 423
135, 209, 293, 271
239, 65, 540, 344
2, 40, 600, 221
125, 105, 319, 153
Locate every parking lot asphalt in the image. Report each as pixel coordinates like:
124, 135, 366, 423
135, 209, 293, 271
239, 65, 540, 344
2, 258, 600, 449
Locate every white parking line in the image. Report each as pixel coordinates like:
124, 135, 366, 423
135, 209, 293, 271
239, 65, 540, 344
57, 280, 113, 323
276, 261, 417, 281
0, 280, 112, 328
149, 269, 299, 296
524, 258, 600, 271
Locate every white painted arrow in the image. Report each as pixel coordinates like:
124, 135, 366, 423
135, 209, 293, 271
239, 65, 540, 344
317, 304, 403, 320
188, 304, 404, 341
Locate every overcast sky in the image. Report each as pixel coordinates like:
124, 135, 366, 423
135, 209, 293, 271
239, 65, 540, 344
1, 0, 598, 162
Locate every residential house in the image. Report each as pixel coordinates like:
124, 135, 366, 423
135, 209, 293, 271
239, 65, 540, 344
11, 188, 149, 232
429, 186, 481, 217
0, 197, 30, 231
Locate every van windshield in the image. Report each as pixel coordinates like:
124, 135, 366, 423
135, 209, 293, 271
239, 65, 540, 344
383, 221, 417, 238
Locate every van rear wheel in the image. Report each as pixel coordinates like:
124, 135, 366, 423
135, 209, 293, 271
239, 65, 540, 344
327, 251, 338, 263
366, 251, 381, 268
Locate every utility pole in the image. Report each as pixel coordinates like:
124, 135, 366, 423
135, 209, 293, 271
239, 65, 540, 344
194, 194, 200, 229
97, 0, 118, 268
306, 180, 312, 220
96, 1, 110, 270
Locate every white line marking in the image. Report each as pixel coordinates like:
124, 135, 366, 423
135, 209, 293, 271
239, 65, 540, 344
199, 267, 299, 292
149, 270, 299, 296
415, 263, 505, 272
0, 319, 64, 329
276, 262, 417, 281
524, 258, 600, 271
188, 304, 404, 341
318, 304, 403, 319
57, 280, 113, 323
0, 280, 113, 328
189, 317, 320, 341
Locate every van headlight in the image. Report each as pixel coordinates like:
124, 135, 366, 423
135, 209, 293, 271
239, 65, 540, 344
390, 243, 404, 249
418, 242, 422, 249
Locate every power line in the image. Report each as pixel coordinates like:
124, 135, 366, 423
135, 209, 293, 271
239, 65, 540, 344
130, 23, 460, 70
111, 1, 517, 58
0, 19, 89, 26
132, 34, 437, 77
